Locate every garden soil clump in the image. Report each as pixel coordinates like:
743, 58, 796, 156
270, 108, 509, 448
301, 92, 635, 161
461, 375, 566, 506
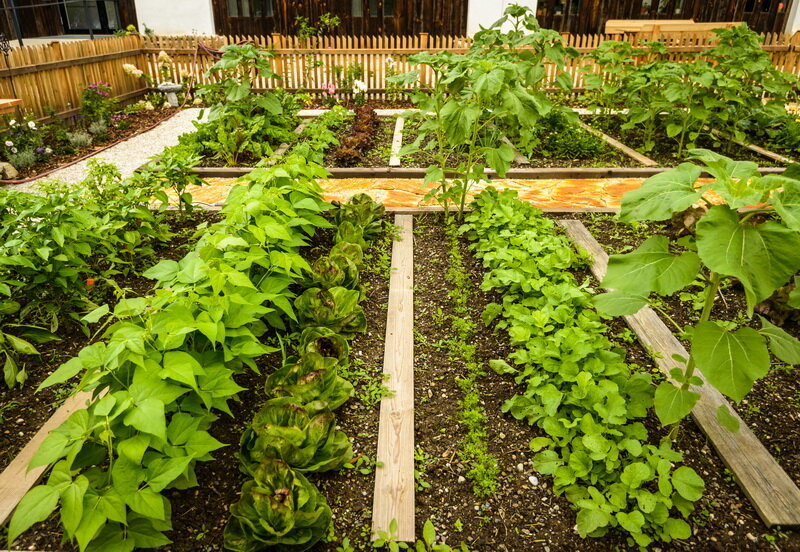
413, 213, 800, 552
0, 209, 220, 472
6, 107, 180, 182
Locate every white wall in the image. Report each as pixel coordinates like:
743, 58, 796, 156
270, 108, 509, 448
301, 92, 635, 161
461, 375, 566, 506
466, 0, 538, 36
786, 0, 800, 34
135, 0, 215, 35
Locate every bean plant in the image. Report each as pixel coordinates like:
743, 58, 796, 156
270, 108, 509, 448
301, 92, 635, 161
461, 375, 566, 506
596, 150, 800, 434
391, 4, 576, 217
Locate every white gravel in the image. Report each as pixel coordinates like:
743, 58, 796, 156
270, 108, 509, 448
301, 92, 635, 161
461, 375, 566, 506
7, 108, 207, 194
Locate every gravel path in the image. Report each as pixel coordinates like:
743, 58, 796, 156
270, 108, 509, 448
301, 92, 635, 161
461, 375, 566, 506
8, 108, 207, 194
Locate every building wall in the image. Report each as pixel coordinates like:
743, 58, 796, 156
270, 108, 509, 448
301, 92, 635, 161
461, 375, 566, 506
212, 0, 468, 36
135, 0, 215, 35
466, 0, 538, 35
787, 0, 800, 33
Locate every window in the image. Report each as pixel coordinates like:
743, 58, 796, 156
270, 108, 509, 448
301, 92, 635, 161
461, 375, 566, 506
352, 0, 363, 17
761, 0, 772, 11
228, 0, 239, 17
369, 0, 378, 17
253, 0, 273, 16
384, 0, 395, 16
673, 0, 685, 14
569, 0, 580, 15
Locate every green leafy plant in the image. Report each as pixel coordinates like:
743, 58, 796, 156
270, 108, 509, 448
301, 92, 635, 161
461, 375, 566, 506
462, 187, 704, 548
392, 4, 575, 217
595, 150, 800, 434
224, 458, 332, 552
295, 287, 367, 337
266, 353, 354, 410
239, 397, 352, 475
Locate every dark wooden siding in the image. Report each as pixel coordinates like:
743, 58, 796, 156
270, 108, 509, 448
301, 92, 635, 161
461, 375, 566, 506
212, 0, 467, 36
536, 0, 794, 35
0, 0, 137, 40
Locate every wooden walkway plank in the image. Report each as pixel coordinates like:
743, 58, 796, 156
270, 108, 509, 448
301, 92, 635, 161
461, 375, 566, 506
578, 121, 659, 167
558, 219, 800, 528
708, 128, 796, 165
372, 214, 415, 541
389, 116, 405, 167
501, 136, 531, 166
0, 391, 95, 526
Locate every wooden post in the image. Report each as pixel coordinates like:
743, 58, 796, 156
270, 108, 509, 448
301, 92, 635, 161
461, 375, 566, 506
271, 33, 284, 78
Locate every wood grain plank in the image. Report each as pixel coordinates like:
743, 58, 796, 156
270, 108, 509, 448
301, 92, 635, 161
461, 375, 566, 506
709, 128, 796, 164
372, 214, 415, 541
558, 219, 800, 528
389, 116, 405, 167
501, 136, 530, 165
0, 391, 95, 526
578, 121, 659, 167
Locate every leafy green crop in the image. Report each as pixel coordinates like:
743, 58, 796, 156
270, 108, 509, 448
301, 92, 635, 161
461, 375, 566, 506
295, 287, 367, 337
239, 397, 352, 475
596, 150, 800, 432
7, 159, 333, 551
224, 458, 332, 552
266, 352, 354, 410
462, 187, 703, 549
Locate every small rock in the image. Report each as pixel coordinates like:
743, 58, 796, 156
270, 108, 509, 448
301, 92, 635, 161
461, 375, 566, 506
16, 418, 24, 423
528, 475, 539, 486
746, 533, 758, 542
0, 162, 18, 180
498, 432, 506, 439
727, 531, 734, 536
517, 463, 524, 473
458, 476, 466, 483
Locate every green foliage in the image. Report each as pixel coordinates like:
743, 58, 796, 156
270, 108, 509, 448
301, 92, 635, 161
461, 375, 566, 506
266, 353, 355, 410
189, 45, 301, 165
79, 82, 117, 125
239, 398, 352, 475
598, 149, 800, 429
393, 3, 576, 216
287, 105, 352, 165
8, 161, 333, 551
462, 187, 703, 548
223, 458, 332, 552
138, 145, 206, 215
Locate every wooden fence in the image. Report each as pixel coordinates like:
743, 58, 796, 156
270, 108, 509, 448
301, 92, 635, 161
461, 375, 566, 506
1, 30, 800, 121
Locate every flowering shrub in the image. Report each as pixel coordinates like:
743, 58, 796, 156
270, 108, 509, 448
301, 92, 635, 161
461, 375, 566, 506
321, 82, 338, 107
1, 115, 44, 165
352, 79, 368, 106
79, 82, 116, 124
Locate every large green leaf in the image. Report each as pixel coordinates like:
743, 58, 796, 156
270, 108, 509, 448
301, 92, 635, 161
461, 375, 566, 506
771, 179, 800, 232
653, 381, 699, 426
602, 236, 700, 296
8, 485, 60, 544
758, 316, 800, 364
592, 290, 648, 316
691, 321, 770, 402
619, 163, 703, 222
696, 205, 800, 312
688, 149, 762, 208
672, 466, 705, 501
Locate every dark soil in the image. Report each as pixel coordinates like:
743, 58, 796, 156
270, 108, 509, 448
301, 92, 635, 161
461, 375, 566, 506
323, 117, 395, 168
5, 218, 392, 552
584, 115, 784, 167
0, 209, 221, 472
410, 213, 799, 552
6, 107, 181, 182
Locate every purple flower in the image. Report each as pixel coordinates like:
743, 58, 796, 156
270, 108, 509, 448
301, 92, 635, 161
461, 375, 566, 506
35, 147, 45, 153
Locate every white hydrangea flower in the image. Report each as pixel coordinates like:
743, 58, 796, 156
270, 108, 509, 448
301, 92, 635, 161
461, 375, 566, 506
144, 101, 155, 111
28, 121, 36, 129
11, 147, 17, 153
45, 147, 52, 154
386, 56, 395, 68
4, 140, 12, 147
8, 119, 16, 126
353, 79, 368, 94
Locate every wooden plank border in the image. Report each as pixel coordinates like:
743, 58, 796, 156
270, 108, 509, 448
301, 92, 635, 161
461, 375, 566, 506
578, 121, 659, 167
389, 116, 405, 167
0, 391, 95, 526
372, 214, 415, 541
558, 219, 800, 528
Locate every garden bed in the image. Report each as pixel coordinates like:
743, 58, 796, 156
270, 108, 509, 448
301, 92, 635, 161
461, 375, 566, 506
0, 209, 220, 472
2, 107, 180, 183
573, 212, 800, 488
4, 213, 394, 552
583, 115, 786, 168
